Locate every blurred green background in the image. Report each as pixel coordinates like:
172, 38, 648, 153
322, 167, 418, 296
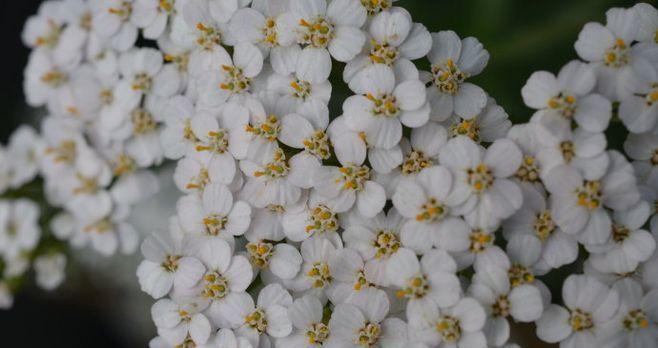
0, 0, 652, 347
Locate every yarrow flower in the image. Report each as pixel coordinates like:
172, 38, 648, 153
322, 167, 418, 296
5, 2, 658, 348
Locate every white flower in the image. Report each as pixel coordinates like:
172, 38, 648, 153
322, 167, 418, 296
0, 199, 40, 259
634, 2, 658, 44
137, 230, 205, 299
426, 30, 489, 121
7, 126, 43, 188
536, 275, 620, 347
196, 43, 264, 109
174, 150, 240, 194
534, 125, 608, 181
243, 226, 303, 282
506, 123, 546, 190
522, 60, 612, 133
392, 165, 468, 254
21, 1, 65, 51
344, 7, 432, 83
327, 287, 408, 347
132, 0, 177, 40
177, 183, 251, 244
285, 0, 367, 67
151, 297, 212, 346
574, 7, 643, 100
239, 148, 302, 208
282, 193, 341, 242
92, 0, 139, 51
439, 136, 523, 229
170, 0, 233, 77
469, 263, 544, 347
342, 208, 404, 287
587, 200, 656, 274
502, 187, 579, 271
69, 198, 139, 256
544, 151, 640, 245
160, 95, 198, 160
411, 297, 487, 348
288, 237, 341, 299
24, 50, 73, 109
598, 278, 658, 348
218, 283, 293, 347
386, 248, 462, 322
279, 294, 332, 347
619, 62, 658, 133
229, 2, 297, 56
625, 129, 658, 187
344, 64, 430, 149
442, 97, 511, 144
177, 238, 253, 328
34, 253, 67, 291
312, 139, 386, 217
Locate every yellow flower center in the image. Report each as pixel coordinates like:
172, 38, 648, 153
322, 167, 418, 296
469, 230, 493, 253
431, 59, 467, 95
492, 295, 511, 317
34, 19, 61, 48
622, 309, 650, 331
508, 263, 535, 288
367, 93, 400, 118
515, 155, 540, 183
195, 22, 222, 50
41, 69, 68, 87
290, 79, 313, 100
416, 197, 448, 222
575, 180, 602, 210
202, 270, 230, 300
401, 150, 433, 175
261, 17, 279, 46
396, 276, 429, 299
131, 108, 158, 135
356, 322, 381, 346
162, 254, 182, 273
298, 17, 335, 48
246, 242, 275, 269
185, 168, 210, 191
203, 214, 228, 236
467, 164, 493, 192
560, 141, 575, 163
108, 1, 133, 22
337, 164, 371, 191
306, 204, 339, 235
534, 210, 556, 242
195, 129, 229, 154
219, 64, 251, 93
246, 115, 280, 142
436, 315, 461, 343
164, 52, 190, 72
451, 118, 480, 142
158, 0, 175, 14
373, 230, 400, 259
84, 217, 114, 234
303, 130, 331, 159
547, 93, 577, 118
612, 224, 631, 244
245, 308, 268, 333
369, 40, 399, 66
307, 262, 332, 289
306, 323, 330, 345
253, 149, 290, 179
570, 308, 594, 332
45, 140, 76, 164
604, 38, 630, 68
361, 0, 391, 16
131, 72, 152, 91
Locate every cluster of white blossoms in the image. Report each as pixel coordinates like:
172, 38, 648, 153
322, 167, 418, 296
7, 0, 658, 347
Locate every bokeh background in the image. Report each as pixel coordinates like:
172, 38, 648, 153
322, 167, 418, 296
0, 0, 650, 346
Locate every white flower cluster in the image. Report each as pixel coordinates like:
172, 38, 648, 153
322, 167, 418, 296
8, 0, 658, 347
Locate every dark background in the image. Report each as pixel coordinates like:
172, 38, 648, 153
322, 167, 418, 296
0, 0, 649, 346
